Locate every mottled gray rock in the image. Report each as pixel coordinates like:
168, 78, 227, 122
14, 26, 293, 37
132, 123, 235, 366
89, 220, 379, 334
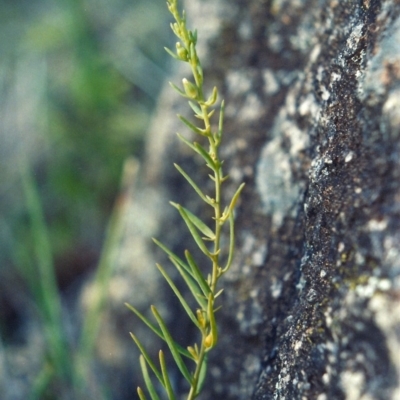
124, 0, 400, 399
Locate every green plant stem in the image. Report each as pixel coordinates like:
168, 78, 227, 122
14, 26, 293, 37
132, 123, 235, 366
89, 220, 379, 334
187, 344, 206, 400
129, 1, 244, 398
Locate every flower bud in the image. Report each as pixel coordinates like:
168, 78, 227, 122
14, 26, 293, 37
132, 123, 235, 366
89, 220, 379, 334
176, 42, 188, 61
205, 86, 218, 106
204, 333, 214, 349
196, 309, 207, 328
182, 78, 198, 99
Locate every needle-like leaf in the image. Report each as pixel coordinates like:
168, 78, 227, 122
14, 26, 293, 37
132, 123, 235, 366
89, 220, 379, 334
130, 333, 164, 386
178, 115, 207, 136
126, 303, 193, 359
126, 304, 163, 339
193, 143, 217, 170
188, 101, 203, 117
206, 294, 218, 350
139, 355, 161, 400
169, 256, 207, 309
159, 351, 176, 400
196, 353, 208, 395
164, 47, 180, 60
137, 387, 148, 400
169, 82, 187, 98
176, 133, 216, 170
170, 202, 210, 256
218, 100, 225, 140
152, 238, 194, 278
178, 204, 215, 240
151, 306, 193, 384
174, 164, 212, 205
185, 250, 211, 297
156, 263, 200, 329
226, 183, 245, 216
222, 212, 235, 273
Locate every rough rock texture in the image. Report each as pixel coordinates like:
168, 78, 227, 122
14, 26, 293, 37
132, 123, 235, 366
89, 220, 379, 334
123, 0, 400, 399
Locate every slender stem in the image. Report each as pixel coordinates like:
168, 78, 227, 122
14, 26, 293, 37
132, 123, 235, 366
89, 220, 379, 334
187, 338, 207, 400
130, 3, 242, 400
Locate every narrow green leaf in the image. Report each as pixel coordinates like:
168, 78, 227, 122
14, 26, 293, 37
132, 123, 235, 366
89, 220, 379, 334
227, 182, 245, 215
164, 47, 179, 60
196, 353, 208, 395
222, 212, 235, 273
207, 294, 218, 350
126, 303, 163, 339
137, 387, 148, 400
170, 202, 210, 256
193, 143, 216, 170
178, 114, 207, 136
170, 22, 181, 39
174, 164, 211, 205
218, 100, 225, 139
169, 82, 187, 97
126, 303, 194, 360
179, 205, 215, 240
176, 132, 197, 153
139, 355, 161, 400
130, 333, 164, 385
185, 250, 211, 297
192, 29, 198, 45
169, 257, 207, 310
205, 86, 218, 106
188, 101, 202, 117
152, 238, 194, 278
159, 350, 177, 400
151, 306, 193, 384
176, 133, 216, 170
156, 263, 200, 329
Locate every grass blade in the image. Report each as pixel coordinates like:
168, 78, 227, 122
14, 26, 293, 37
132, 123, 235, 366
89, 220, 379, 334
78, 176, 127, 380
159, 350, 176, 400
156, 264, 200, 329
130, 333, 164, 385
139, 355, 161, 400
151, 306, 193, 384
21, 161, 71, 380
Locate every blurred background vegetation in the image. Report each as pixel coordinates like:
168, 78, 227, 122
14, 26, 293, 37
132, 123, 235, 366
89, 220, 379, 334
0, 0, 171, 398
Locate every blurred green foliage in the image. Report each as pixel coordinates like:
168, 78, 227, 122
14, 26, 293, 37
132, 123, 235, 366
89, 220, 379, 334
0, 0, 170, 272
0, 0, 171, 397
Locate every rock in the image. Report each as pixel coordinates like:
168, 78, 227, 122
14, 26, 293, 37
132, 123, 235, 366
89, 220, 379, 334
122, 1, 400, 399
